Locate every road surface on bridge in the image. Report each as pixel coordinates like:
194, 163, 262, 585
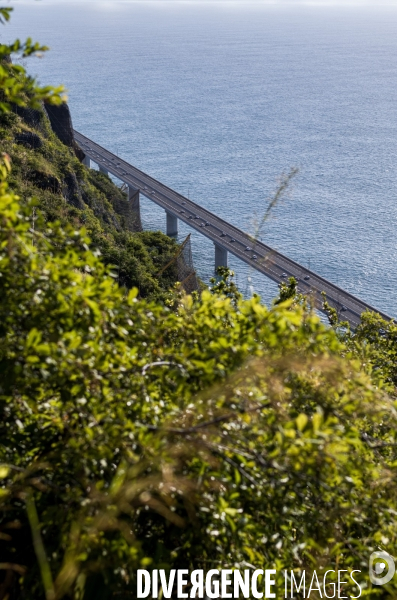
74, 130, 393, 328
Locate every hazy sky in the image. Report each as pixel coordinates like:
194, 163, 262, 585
13, 0, 397, 4
72, 0, 397, 4
11, 0, 397, 8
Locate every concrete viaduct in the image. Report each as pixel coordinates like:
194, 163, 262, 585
75, 129, 393, 329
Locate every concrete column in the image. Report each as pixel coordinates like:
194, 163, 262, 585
166, 211, 178, 236
99, 164, 108, 175
129, 186, 140, 211
214, 243, 228, 271
129, 187, 142, 231
82, 155, 90, 168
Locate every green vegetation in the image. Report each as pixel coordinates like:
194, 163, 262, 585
0, 6, 64, 114
1, 6, 397, 600
0, 105, 182, 299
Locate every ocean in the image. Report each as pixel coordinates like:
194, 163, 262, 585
5, 1, 397, 316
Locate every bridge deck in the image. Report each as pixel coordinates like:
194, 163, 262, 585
74, 130, 393, 328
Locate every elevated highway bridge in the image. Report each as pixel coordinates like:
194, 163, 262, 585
75, 130, 393, 329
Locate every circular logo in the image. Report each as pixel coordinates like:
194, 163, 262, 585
369, 551, 395, 586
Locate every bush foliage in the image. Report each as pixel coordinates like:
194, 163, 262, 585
0, 58, 183, 300
1, 6, 397, 600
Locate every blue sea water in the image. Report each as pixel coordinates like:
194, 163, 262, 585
5, 1, 397, 316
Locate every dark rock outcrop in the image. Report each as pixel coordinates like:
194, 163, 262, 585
14, 106, 44, 130
63, 172, 85, 209
44, 102, 85, 161
15, 131, 43, 149
29, 171, 61, 194
44, 102, 74, 146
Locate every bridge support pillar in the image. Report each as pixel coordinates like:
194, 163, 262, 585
129, 187, 142, 231
214, 243, 228, 271
82, 155, 90, 168
166, 211, 178, 236
99, 164, 108, 175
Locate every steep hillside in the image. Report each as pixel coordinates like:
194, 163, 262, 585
0, 103, 181, 299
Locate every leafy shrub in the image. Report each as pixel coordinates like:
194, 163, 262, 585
0, 163, 397, 599
1, 5, 397, 600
